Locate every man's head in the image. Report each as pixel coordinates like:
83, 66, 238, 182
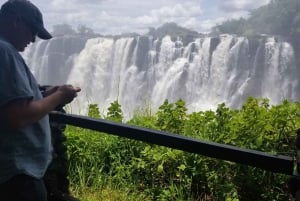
0, 0, 52, 51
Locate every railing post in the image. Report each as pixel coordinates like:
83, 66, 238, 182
40, 86, 80, 201
288, 129, 300, 201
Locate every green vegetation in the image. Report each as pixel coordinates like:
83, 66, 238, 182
147, 22, 201, 45
212, 0, 300, 36
65, 97, 300, 200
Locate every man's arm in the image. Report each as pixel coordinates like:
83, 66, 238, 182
0, 85, 80, 129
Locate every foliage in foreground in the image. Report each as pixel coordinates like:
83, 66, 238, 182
65, 98, 300, 201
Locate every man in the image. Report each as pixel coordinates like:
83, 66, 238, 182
0, 0, 81, 201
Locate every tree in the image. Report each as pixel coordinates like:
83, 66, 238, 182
248, 0, 300, 35
214, 18, 247, 35
52, 24, 76, 36
156, 99, 187, 134
77, 24, 95, 35
106, 101, 123, 122
211, 0, 300, 36
88, 104, 101, 118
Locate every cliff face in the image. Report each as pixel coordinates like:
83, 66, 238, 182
24, 35, 89, 85
286, 33, 300, 94
24, 31, 299, 119
288, 33, 300, 67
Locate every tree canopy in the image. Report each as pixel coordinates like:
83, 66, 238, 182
212, 0, 300, 36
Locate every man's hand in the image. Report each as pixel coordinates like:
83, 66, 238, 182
56, 85, 81, 105
42, 86, 59, 97
0, 84, 81, 129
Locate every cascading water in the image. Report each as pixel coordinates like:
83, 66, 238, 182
24, 34, 299, 120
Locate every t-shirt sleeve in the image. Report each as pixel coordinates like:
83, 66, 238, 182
0, 47, 33, 107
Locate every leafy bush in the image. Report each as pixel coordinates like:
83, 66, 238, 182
65, 97, 300, 200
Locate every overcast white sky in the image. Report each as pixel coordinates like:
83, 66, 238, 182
0, 0, 270, 35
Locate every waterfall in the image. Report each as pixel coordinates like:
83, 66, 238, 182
24, 34, 299, 119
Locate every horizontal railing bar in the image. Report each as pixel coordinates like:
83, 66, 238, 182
49, 112, 294, 175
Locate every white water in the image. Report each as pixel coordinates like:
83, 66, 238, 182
24, 34, 299, 120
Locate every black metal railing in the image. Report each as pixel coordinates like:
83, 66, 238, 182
49, 112, 295, 175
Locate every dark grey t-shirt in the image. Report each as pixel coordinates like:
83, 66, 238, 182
0, 38, 52, 183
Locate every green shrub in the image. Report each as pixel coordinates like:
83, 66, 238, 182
65, 98, 300, 200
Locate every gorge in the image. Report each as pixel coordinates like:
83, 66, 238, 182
23, 31, 300, 119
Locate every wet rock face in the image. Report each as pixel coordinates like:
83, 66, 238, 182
135, 36, 150, 71
288, 34, 300, 93
209, 37, 221, 55
288, 34, 300, 67
27, 33, 299, 119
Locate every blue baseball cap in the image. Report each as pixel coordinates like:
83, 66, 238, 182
0, 0, 52, 40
